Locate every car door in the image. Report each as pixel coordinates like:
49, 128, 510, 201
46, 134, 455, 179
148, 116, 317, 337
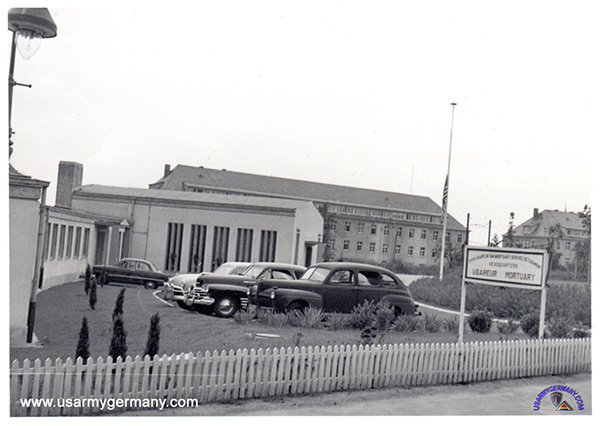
355, 269, 385, 306
319, 268, 358, 313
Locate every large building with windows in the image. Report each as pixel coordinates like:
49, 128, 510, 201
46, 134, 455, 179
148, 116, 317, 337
149, 165, 466, 267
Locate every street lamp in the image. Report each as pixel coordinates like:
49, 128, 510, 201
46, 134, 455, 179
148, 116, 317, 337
8, 7, 57, 158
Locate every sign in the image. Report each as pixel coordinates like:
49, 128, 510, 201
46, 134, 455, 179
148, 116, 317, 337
465, 246, 547, 289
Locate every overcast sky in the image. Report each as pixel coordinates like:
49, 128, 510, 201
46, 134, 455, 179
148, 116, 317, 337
5, 1, 596, 246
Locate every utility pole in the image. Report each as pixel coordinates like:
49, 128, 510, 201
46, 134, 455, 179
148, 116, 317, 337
439, 103, 457, 280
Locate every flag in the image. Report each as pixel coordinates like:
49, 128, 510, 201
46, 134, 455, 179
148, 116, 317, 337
441, 174, 449, 220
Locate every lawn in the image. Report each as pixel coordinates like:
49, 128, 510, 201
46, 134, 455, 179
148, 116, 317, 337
11, 281, 528, 364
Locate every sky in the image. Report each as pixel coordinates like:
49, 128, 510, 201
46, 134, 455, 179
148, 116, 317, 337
4, 1, 597, 247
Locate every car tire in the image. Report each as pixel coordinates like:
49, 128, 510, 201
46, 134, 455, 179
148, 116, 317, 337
214, 295, 239, 318
177, 300, 194, 311
287, 301, 307, 313
394, 306, 404, 317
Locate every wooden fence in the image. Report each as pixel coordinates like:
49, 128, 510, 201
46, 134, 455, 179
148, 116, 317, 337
11, 337, 591, 416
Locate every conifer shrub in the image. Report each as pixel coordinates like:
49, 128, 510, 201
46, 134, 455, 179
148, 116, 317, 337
109, 316, 127, 360
112, 288, 126, 321
76, 316, 90, 361
88, 277, 97, 310
144, 313, 160, 358
84, 264, 92, 295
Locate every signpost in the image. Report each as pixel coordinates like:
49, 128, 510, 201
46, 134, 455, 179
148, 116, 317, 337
459, 246, 550, 342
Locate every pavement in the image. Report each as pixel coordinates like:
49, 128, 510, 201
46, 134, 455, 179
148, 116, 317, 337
110, 373, 591, 417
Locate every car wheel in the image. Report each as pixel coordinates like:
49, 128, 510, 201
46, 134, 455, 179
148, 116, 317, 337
177, 300, 194, 311
144, 281, 158, 289
287, 301, 306, 313
394, 306, 404, 317
214, 295, 239, 318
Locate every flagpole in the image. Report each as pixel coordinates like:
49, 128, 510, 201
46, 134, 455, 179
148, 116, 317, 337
439, 102, 457, 280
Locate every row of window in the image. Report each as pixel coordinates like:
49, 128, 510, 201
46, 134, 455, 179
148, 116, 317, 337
331, 239, 436, 257
45, 223, 91, 261
164, 223, 279, 272
332, 222, 463, 243
521, 239, 574, 250
327, 204, 442, 224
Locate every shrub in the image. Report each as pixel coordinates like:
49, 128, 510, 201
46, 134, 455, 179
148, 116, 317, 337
112, 288, 126, 321
360, 325, 377, 345
574, 329, 590, 339
76, 316, 90, 361
467, 310, 493, 333
422, 313, 444, 333
84, 264, 92, 295
444, 317, 461, 334
88, 277, 97, 310
348, 300, 377, 330
109, 316, 127, 360
520, 312, 540, 338
256, 309, 292, 328
144, 313, 161, 358
374, 302, 396, 333
497, 319, 520, 335
293, 306, 325, 329
233, 306, 257, 324
546, 316, 574, 338
324, 313, 350, 330
394, 315, 421, 333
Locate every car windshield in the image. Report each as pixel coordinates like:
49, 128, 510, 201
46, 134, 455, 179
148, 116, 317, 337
242, 265, 265, 279
299, 267, 330, 282
213, 263, 244, 275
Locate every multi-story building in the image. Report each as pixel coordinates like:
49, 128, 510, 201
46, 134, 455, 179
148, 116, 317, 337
149, 165, 466, 267
507, 208, 589, 270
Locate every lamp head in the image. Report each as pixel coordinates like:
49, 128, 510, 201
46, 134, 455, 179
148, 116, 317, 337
8, 8, 57, 59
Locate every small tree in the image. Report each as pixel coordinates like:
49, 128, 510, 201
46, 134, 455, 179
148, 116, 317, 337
144, 313, 161, 358
76, 316, 90, 361
112, 288, 126, 321
84, 264, 92, 295
109, 316, 127, 360
89, 276, 97, 310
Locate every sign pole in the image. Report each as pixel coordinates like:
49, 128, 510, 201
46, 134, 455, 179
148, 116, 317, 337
538, 254, 550, 339
458, 244, 468, 343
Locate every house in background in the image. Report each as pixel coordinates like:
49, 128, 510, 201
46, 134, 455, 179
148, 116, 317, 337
149, 164, 466, 267
508, 208, 589, 271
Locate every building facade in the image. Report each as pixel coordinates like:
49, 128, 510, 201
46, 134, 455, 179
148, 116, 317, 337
149, 164, 466, 267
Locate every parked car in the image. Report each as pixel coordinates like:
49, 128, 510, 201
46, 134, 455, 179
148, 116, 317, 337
179, 262, 306, 317
93, 258, 169, 289
250, 262, 418, 316
168, 262, 251, 310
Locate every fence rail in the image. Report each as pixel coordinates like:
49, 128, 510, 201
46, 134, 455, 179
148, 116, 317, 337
11, 337, 591, 416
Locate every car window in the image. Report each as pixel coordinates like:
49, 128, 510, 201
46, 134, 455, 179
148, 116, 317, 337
329, 270, 355, 285
257, 269, 272, 280
358, 270, 380, 286
381, 273, 398, 288
243, 265, 263, 278
136, 262, 150, 271
272, 270, 294, 280
300, 267, 329, 282
118, 260, 128, 268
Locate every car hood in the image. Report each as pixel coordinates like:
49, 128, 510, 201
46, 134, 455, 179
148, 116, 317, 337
197, 274, 255, 286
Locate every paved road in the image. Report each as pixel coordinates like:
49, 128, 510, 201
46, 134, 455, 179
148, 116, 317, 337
111, 373, 591, 416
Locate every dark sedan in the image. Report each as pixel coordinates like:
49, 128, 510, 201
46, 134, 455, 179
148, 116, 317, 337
251, 262, 418, 316
93, 258, 169, 289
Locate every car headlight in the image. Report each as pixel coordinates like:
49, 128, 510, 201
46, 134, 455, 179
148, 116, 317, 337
270, 290, 276, 300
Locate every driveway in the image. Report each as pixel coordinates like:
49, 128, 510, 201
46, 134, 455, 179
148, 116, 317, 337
111, 373, 591, 416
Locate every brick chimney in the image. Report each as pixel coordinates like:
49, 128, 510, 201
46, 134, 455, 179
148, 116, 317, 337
56, 161, 83, 208
533, 208, 539, 217
164, 164, 171, 177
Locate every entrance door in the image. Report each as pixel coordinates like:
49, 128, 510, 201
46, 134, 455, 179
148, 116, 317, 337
305, 244, 313, 267
95, 227, 108, 265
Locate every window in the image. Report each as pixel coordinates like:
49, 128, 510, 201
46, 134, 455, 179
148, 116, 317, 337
235, 228, 253, 263
58, 225, 66, 259
381, 274, 398, 288
329, 222, 337, 232
82, 228, 90, 258
356, 241, 363, 252
330, 270, 354, 285
421, 229, 427, 240
66, 226, 74, 258
382, 243, 388, 254
556, 240, 561, 250
371, 224, 377, 235
409, 228, 415, 239
344, 221, 351, 233
419, 247, 426, 257
189, 224, 207, 272
165, 222, 184, 272
369, 242, 376, 253
457, 233, 463, 243
259, 230, 277, 262
433, 230, 439, 241
395, 244, 401, 255
408, 246, 414, 256
343, 240, 350, 251
396, 227, 402, 238
358, 270, 380, 286
431, 249, 436, 257
383, 225, 390, 236
566, 242, 571, 251
328, 237, 336, 249
358, 222, 364, 234
73, 227, 82, 258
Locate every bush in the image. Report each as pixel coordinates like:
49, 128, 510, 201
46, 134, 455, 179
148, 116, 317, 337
256, 309, 292, 328
467, 310, 493, 333
422, 313, 444, 333
394, 315, 421, 333
112, 288, 126, 321
144, 313, 160, 358
444, 317, 461, 334
233, 306, 257, 324
497, 319, 520, 335
293, 306, 325, 329
348, 300, 377, 330
374, 302, 396, 333
324, 313, 350, 330
76, 316, 90, 361
88, 277, 97, 310
546, 316, 574, 338
520, 312, 540, 338
109, 316, 127, 360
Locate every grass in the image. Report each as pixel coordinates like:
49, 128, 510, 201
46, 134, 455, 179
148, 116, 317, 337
11, 281, 530, 364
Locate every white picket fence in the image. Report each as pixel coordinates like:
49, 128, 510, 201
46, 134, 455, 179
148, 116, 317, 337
11, 337, 591, 416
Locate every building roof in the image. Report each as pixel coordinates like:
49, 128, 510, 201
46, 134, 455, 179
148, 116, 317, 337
149, 165, 465, 230
512, 209, 587, 239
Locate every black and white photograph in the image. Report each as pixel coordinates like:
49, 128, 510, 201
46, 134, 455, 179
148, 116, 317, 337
4, 1, 595, 419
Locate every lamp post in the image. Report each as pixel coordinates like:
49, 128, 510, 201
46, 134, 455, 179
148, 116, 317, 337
8, 7, 57, 158
8, 8, 57, 344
